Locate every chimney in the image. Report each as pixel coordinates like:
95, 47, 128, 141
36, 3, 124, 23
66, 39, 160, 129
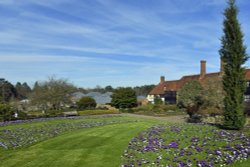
200, 60, 206, 78
160, 76, 165, 84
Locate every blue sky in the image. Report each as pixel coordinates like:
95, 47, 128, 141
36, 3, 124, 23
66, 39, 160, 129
0, 0, 249, 88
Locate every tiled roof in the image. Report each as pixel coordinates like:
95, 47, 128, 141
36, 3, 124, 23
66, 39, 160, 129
149, 69, 250, 95
245, 69, 250, 80
149, 80, 180, 95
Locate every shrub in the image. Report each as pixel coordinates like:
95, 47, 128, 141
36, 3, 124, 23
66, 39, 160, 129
154, 96, 163, 104
177, 80, 203, 118
119, 108, 135, 113
133, 104, 183, 116
46, 110, 64, 117
202, 78, 224, 111
27, 111, 45, 118
111, 87, 137, 109
96, 106, 109, 110
16, 111, 28, 120
77, 97, 97, 110
0, 103, 14, 121
199, 106, 224, 117
187, 114, 202, 123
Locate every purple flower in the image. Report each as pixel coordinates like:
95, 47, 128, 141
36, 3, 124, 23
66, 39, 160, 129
197, 160, 212, 167
168, 141, 179, 149
136, 160, 141, 166
196, 146, 204, 152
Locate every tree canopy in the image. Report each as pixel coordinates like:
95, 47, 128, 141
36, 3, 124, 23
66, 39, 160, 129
202, 78, 224, 112
0, 78, 18, 103
77, 96, 96, 110
15, 82, 32, 99
30, 77, 77, 111
111, 87, 137, 109
177, 80, 203, 118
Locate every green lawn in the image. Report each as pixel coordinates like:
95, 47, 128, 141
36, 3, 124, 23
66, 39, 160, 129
0, 115, 250, 167
0, 117, 157, 167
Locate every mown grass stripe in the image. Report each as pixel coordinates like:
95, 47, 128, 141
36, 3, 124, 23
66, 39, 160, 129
0, 120, 156, 167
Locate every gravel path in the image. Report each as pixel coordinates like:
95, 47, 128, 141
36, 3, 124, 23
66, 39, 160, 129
122, 113, 188, 123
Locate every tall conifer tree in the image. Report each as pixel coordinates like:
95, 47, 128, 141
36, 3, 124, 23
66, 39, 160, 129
220, 0, 248, 129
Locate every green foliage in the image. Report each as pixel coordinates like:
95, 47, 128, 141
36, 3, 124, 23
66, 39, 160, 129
133, 104, 183, 116
119, 108, 135, 113
199, 106, 224, 117
77, 96, 97, 110
201, 78, 225, 116
0, 79, 18, 103
133, 84, 155, 96
45, 110, 64, 117
152, 104, 172, 113
219, 0, 248, 129
177, 80, 204, 118
202, 78, 224, 109
77, 109, 119, 116
91, 85, 106, 93
154, 96, 163, 104
177, 79, 225, 120
15, 82, 31, 99
0, 103, 14, 121
26, 111, 45, 118
16, 111, 28, 120
111, 87, 137, 109
104, 85, 113, 92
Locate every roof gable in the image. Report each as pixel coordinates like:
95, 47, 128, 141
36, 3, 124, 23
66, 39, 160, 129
149, 69, 250, 95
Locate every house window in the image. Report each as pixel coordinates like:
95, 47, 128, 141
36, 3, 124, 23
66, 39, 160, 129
164, 91, 177, 104
244, 95, 250, 102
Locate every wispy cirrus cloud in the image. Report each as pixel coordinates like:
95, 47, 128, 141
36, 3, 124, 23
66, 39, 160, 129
0, 0, 249, 87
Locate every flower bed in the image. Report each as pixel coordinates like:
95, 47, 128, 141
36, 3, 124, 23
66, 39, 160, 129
121, 124, 250, 167
0, 114, 122, 127
0, 118, 137, 149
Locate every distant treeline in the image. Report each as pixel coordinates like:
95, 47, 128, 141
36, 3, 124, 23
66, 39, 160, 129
0, 78, 31, 102
0, 78, 155, 103
79, 85, 155, 96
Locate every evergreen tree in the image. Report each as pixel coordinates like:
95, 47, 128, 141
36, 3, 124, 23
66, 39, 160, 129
0, 78, 18, 103
219, 0, 248, 129
15, 82, 31, 99
111, 87, 137, 109
104, 85, 113, 92
76, 97, 96, 110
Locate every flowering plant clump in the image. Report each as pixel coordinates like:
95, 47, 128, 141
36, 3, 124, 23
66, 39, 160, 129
0, 119, 137, 149
121, 124, 250, 167
0, 114, 122, 127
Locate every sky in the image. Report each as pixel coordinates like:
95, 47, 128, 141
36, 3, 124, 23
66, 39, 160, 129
0, 0, 250, 88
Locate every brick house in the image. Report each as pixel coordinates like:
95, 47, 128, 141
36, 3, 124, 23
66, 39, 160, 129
147, 60, 250, 106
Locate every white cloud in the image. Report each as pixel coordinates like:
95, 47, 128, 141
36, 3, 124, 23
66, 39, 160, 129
0, 0, 249, 87
0, 0, 15, 5
0, 54, 89, 62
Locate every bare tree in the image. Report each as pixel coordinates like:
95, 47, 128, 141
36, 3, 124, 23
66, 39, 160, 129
30, 76, 77, 112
